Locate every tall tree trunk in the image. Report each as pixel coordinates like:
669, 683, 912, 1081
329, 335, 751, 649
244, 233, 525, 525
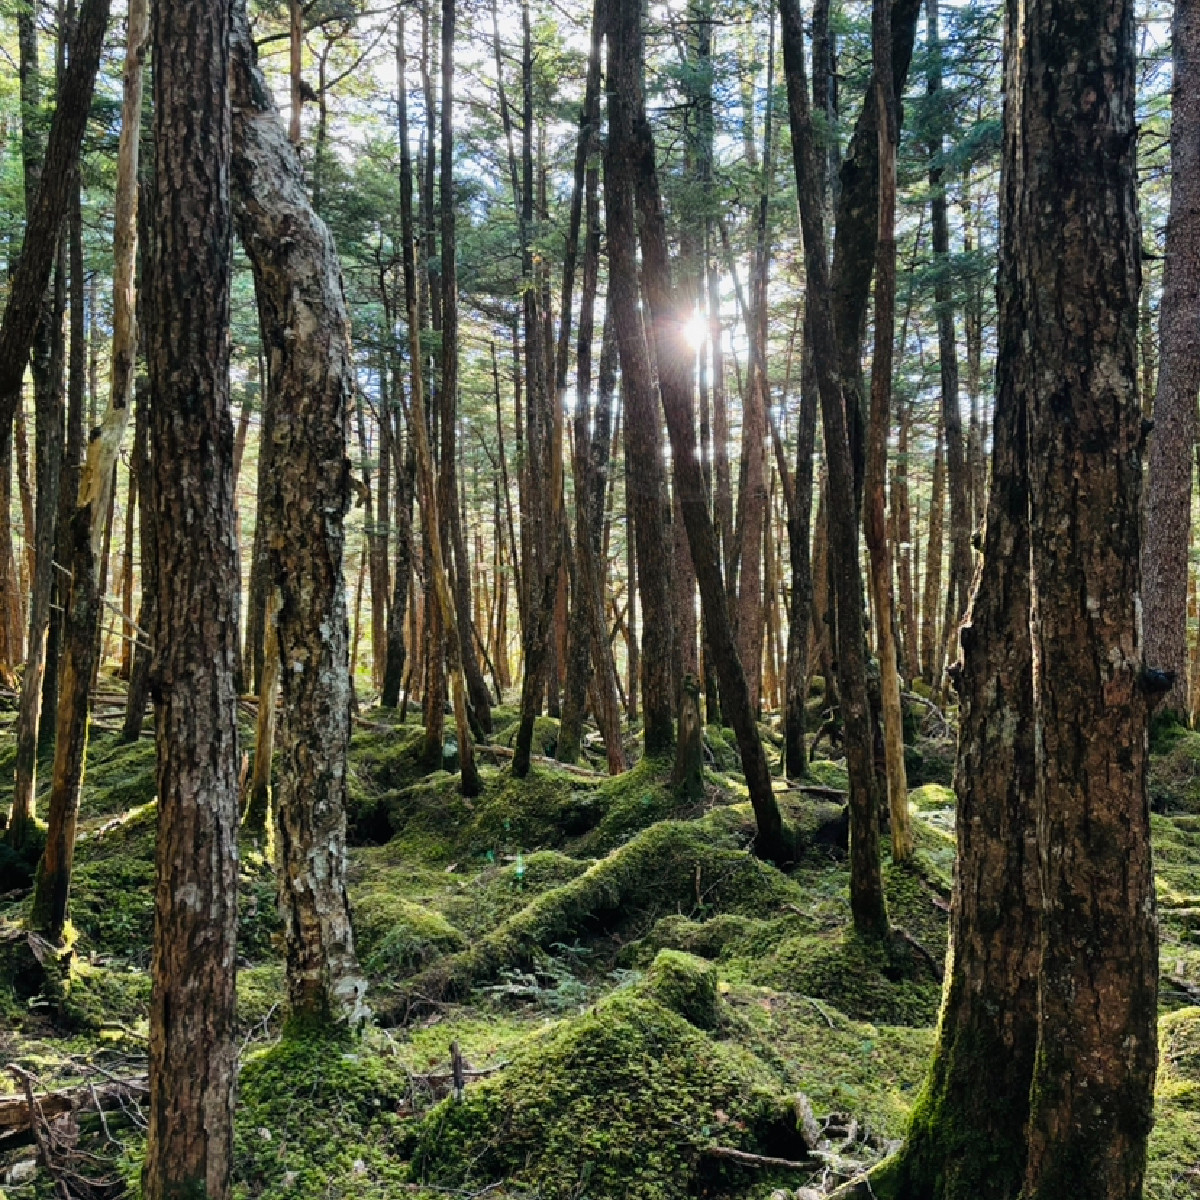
614, 0, 787, 862
1015, 2, 1157, 1192
829, 0, 922, 511
927, 0, 972, 636
780, 0, 887, 934
864, 0, 910, 862
29, 0, 147, 941
231, 0, 372, 1025
920, 417, 945, 686
122, 380, 154, 741
736, 14, 776, 715
558, 0, 610, 766
890, 88, 1040, 1195
395, 0, 478, 796
1143, 0, 1200, 723
142, 0, 239, 1189
605, 23, 675, 761
0, 0, 110, 443
439, 6, 492, 735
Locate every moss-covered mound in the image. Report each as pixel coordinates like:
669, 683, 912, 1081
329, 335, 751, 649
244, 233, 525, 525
406, 979, 806, 1200
236, 1033, 413, 1197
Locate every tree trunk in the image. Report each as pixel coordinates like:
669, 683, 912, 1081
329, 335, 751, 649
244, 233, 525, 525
890, 124, 1040, 1200
142, 0, 239, 1189
123, 381, 154, 742
439, 7, 493, 735
604, 15, 675, 761
863, 0, 910, 862
927, 0, 972, 637
828, 0, 923, 511
614, 0, 787, 863
231, 0, 371, 1025
1015, 2, 1157, 1193
558, 0, 608, 766
0, 0, 109, 442
780, 0, 887, 934
244, 588, 278, 841
1143, 0, 1200, 723
28, 0, 147, 942
394, 0, 479, 796
921, 417, 945, 686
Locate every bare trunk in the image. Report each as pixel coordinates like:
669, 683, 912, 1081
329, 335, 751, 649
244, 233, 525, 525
780, 0, 887, 933
142, 0, 239, 1186
1143, 0, 1200, 722
864, 0, 910, 861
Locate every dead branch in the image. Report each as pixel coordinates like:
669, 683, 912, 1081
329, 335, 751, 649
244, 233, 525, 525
700, 1143, 811, 1170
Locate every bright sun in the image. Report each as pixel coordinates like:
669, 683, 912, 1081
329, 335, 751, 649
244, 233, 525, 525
683, 310, 708, 351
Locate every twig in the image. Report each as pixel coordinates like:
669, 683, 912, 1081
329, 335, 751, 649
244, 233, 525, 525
700, 1143, 810, 1169
11, 1066, 71, 1200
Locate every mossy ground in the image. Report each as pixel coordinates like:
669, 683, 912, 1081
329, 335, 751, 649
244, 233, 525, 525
2, 709, 1199, 1198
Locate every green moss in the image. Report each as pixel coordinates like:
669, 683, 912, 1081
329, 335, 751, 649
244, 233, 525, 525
1151, 727, 1200, 815
644, 949, 721, 1029
497, 714, 561, 758
69, 804, 158, 962
236, 1033, 413, 1198
0, 818, 47, 891
704, 725, 740, 772
78, 733, 158, 820
406, 988, 805, 1199
749, 928, 941, 1027
807, 757, 850, 792
1146, 1007, 1200, 1200
355, 895, 465, 978
384, 817, 804, 1018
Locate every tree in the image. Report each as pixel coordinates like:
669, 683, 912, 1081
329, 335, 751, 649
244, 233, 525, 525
603, 0, 676, 762
141, 0, 240, 1191
780, 0, 887, 933
1016, 0, 1156, 1189
230, 0, 366, 1025
1143, 0, 1200, 723
878, 0, 1157, 1195
29, 0, 148, 941
614, 0, 788, 863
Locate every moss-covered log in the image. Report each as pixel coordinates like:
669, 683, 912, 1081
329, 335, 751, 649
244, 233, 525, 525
377, 819, 798, 1022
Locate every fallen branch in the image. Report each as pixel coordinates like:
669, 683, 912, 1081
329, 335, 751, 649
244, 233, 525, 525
792, 784, 849, 801
701, 1144, 811, 1170
0, 1074, 148, 1141
475, 743, 606, 779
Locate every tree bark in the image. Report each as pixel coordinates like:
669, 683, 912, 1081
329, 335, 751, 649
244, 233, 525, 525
1015, 2, 1157, 1193
0, 0, 110, 444
142, 0, 239, 1189
28, 0, 147, 942
828, 0, 922, 510
231, 0, 369, 1024
921, 417, 945, 686
927, 0, 972, 637
864, 0, 911, 862
1142, 0, 1200, 722
394, 0, 479, 796
780, 0, 887, 933
604, 5, 675, 761
122, 381, 154, 742
615, 0, 787, 862
891, 97, 1039, 1195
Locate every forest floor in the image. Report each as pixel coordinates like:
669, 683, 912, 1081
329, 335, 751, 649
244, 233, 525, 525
1, 688, 1199, 1199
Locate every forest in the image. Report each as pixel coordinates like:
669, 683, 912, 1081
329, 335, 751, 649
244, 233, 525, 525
0, 0, 1198, 1196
